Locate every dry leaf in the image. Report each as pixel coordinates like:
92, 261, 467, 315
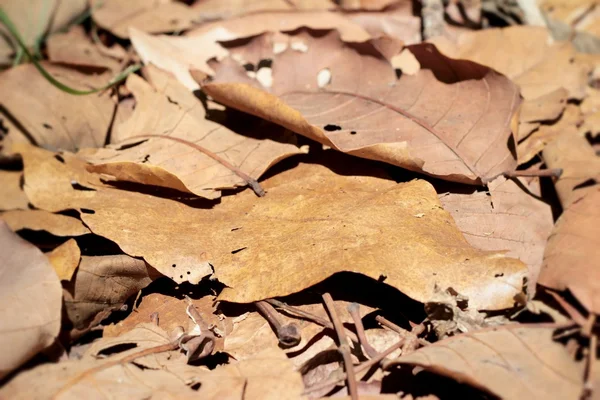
429, 26, 592, 100
0, 0, 87, 65
347, 10, 421, 45
47, 238, 81, 281
1, 209, 91, 237
47, 25, 126, 72
0, 170, 28, 210
0, 323, 201, 399
0, 221, 62, 379
539, 187, 600, 313
387, 325, 584, 400
203, 29, 521, 185
81, 66, 303, 199
191, 0, 334, 21
518, 105, 583, 164
0, 63, 115, 151
439, 175, 553, 289
194, 346, 305, 400
540, 0, 600, 53
580, 87, 600, 138
91, 0, 196, 39
63, 255, 160, 334
19, 144, 527, 309
517, 88, 568, 142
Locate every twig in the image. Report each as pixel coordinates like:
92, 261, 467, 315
323, 293, 358, 400
121, 134, 265, 197
504, 168, 563, 179
256, 301, 301, 347
266, 299, 359, 343
303, 338, 404, 395
376, 316, 429, 349
584, 327, 598, 398
347, 303, 378, 358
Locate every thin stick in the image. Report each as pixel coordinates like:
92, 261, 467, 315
504, 168, 562, 179
303, 338, 404, 395
266, 299, 359, 343
255, 301, 301, 347
323, 293, 358, 400
584, 331, 598, 397
347, 303, 378, 358
120, 134, 265, 197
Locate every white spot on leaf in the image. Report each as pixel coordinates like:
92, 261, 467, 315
317, 68, 331, 88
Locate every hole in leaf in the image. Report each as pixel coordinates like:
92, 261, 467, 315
495, 273, 504, 278
116, 139, 147, 151
71, 181, 96, 191
243, 63, 254, 72
231, 227, 241, 231
317, 68, 331, 88
97, 343, 137, 357
54, 154, 65, 163
166, 96, 179, 106
257, 59, 272, 69
172, 264, 177, 268
80, 208, 95, 214
43, 123, 52, 129
324, 124, 341, 132
231, 247, 247, 255
350, 131, 357, 135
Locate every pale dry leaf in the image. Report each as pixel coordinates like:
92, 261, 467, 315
0, 63, 115, 151
540, 0, 600, 53
518, 105, 583, 164
80, 66, 303, 199
517, 88, 568, 142
19, 144, 527, 309
91, 0, 196, 39
387, 325, 584, 400
203, 29, 522, 185
194, 346, 305, 400
47, 238, 81, 281
539, 187, 600, 313
580, 87, 600, 138
0, 170, 28, 210
0, 209, 91, 237
439, 175, 553, 290
0, 0, 87, 65
0, 323, 201, 400
348, 10, 421, 45
0, 221, 62, 380
191, 0, 333, 22
429, 26, 592, 100
63, 255, 161, 334
47, 25, 126, 72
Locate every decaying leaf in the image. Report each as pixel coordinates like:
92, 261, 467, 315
0, 221, 62, 379
19, 144, 527, 309
539, 187, 600, 313
91, 0, 196, 39
47, 238, 81, 281
63, 255, 161, 334
0, 63, 115, 151
0, 0, 87, 65
0, 323, 201, 399
0, 170, 28, 210
47, 25, 127, 72
439, 175, 553, 291
81, 66, 303, 199
0, 209, 91, 237
203, 29, 521, 185
387, 325, 584, 400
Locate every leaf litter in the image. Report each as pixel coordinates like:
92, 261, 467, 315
0, 1, 599, 399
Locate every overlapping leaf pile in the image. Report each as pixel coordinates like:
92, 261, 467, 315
0, 0, 599, 399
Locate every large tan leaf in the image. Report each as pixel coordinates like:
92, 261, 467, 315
19, 144, 527, 309
1, 209, 90, 237
0, 221, 62, 379
0, 170, 28, 210
0, 63, 115, 151
539, 187, 600, 313
47, 238, 81, 281
429, 26, 592, 101
63, 255, 160, 333
81, 66, 303, 199
439, 175, 553, 288
387, 325, 584, 400
203, 29, 521, 185
91, 0, 196, 39
0, 0, 87, 65
0, 323, 200, 399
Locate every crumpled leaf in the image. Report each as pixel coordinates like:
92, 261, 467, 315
517, 88, 568, 141
0, 221, 62, 380
203, 29, 521, 185
386, 325, 584, 400
91, 0, 196, 39
47, 238, 81, 281
0, 63, 115, 151
19, 144, 527, 309
0, 323, 201, 400
439, 175, 554, 288
0, 170, 28, 210
0, 0, 87, 65
539, 187, 600, 313
63, 255, 161, 335
47, 25, 127, 72
80, 66, 303, 199
1, 209, 90, 237
194, 346, 305, 400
